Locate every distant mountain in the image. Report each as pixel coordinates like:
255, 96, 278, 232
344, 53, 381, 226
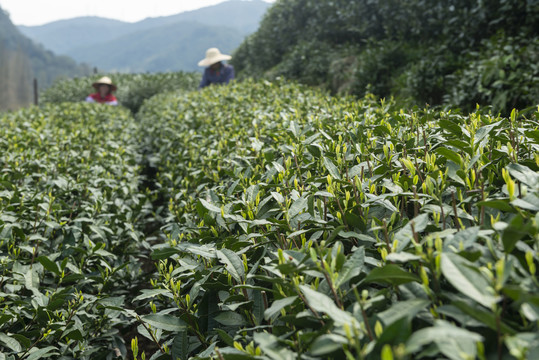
18, 0, 272, 73
132, 0, 273, 34
19, 17, 131, 55
70, 22, 245, 73
0, 7, 90, 110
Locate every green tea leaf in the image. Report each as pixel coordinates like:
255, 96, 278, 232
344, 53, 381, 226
37, 256, 60, 275
288, 196, 308, 218
502, 215, 530, 253
254, 332, 296, 360
178, 243, 217, 258
506, 163, 539, 189
323, 157, 341, 180
435, 147, 462, 165
314, 191, 334, 198
25, 346, 59, 360
521, 302, 539, 322
151, 247, 181, 260
199, 198, 222, 213
299, 285, 355, 327
214, 311, 246, 326
364, 264, 420, 285
289, 121, 301, 138
378, 299, 430, 326
475, 122, 498, 144
525, 129, 539, 143
476, 199, 515, 212
335, 247, 365, 288
134, 289, 172, 301
405, 320, 482, 355
453, 301, 517, 334
310, 334, 348, 356
216, 329, 235, 346
271, 191, 285, 203
141, 314, 186, 331
171, 330, 189, 360
24, 268, 40, 293
385, 252, 421, 263
63, 330, 84, 341
0, 333, 21, 352
505, 333, 539, 360
217, 248, 245, 283
381, 344, 394, 360
264, 296, 298, 321
441, 253, 499, 308
511, 194, 539, 212
439, 120, 462, 136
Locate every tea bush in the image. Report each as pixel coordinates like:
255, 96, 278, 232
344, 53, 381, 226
0, 103, 152, 359
2, 77, 538, 359
40, 72, 201, 113
134, 80, 539, 359
445, 36, 539, 114
232, 0, 539, 114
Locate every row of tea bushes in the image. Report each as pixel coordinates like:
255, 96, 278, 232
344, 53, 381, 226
0, 103, 152, 359
2, 77, 537, 359
40, 72, 201, 113
136, 80, 539, 360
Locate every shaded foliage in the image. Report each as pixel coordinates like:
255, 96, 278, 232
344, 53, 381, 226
232, 0, 539, 114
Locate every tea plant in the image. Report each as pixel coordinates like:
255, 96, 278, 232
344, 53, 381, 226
135, 80, 538, 360
232, 0, 539, 114
40, 72, 201, 113
0, 103, 152, 359
1, 77, 537, 360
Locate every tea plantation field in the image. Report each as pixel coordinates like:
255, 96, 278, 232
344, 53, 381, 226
1, 76, 538, 360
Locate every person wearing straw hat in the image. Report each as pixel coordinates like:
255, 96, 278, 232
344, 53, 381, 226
198, 48, 235, 89
85, 76, 119, 105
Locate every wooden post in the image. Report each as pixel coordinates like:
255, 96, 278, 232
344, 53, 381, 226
33, 78, 38, 106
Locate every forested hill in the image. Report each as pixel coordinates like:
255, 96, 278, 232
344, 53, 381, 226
232, 0, 539, 114
0, 7, 90, 110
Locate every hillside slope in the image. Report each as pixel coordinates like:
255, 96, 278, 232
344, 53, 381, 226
18, 0, 272, 73
233, 0, 539, 114
0, 7, 90, 110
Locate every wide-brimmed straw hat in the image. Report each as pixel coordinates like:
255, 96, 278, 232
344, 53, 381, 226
92, 76, 117, 92
198, 48, 232, 67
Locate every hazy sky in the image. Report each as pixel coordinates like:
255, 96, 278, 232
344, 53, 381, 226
1, 0, 274, 26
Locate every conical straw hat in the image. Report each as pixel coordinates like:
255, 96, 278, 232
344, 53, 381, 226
198, 48, 232, 67
92, 76, 117, 92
